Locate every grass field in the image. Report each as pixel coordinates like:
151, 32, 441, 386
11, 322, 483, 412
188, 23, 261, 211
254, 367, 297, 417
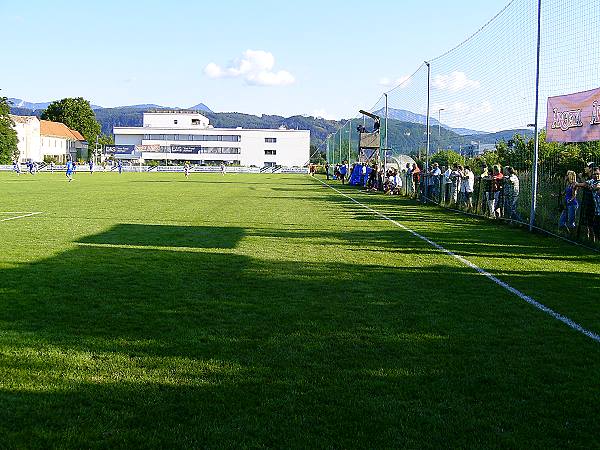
0, 171, 599, 448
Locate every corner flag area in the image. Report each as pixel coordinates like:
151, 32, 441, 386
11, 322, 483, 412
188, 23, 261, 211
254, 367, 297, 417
0, 172, 598, 448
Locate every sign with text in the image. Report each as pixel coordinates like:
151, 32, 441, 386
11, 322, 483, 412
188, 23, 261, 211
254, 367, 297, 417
170, 145, 202, 154
135, 144, 161, 152
546, 86, 600, 142
105, 145, 135, 154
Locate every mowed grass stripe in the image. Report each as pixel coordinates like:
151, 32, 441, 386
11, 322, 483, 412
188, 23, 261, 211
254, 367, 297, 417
0, 172, 599, 448
315, 177, 600, 343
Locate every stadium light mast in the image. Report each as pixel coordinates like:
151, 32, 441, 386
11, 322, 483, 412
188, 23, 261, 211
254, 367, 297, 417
348, 120, 352, 164
424, 61, 431, 202
384, 93, 388, 173
529, 0, 542, 231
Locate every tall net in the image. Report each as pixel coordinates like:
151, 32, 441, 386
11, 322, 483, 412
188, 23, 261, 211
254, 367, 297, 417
322, 0, 600, 247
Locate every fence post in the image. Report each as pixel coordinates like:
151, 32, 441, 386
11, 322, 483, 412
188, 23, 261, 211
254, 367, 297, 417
529, 0, 542, 231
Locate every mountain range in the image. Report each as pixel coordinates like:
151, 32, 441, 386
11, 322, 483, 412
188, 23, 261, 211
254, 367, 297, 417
9, 98, 533, 155
8, 98, 213, 113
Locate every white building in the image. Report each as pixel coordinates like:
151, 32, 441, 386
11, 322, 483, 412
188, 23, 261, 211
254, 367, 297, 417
10, 115, 40, 162
10, 115, 88, 163
112, 110, 310, 167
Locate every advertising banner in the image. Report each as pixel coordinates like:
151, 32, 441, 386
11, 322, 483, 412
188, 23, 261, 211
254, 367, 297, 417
546, 86, 600, 142
170, 145, 202, 154
105, 145, 135, 154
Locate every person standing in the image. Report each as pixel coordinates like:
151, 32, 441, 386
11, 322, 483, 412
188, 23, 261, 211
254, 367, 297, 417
559, 170, 578, 233
411, 163, 421, 198
504, 167, 521, 221
184, 162, 190, 178
576, 166, 600, 242
65, 159, 74, 182
460, 166, 475, 210
339, 161, 347, 184
13, 160, 21, 176
325, 161, 330, 180
89, 159, 94, 174
220, 162, 226, 176
118, 160, 123, 174
577, 162, 595, 240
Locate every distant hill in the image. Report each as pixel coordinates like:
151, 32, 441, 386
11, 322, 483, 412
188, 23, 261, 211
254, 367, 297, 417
188, 103, 213, 113
8, 98, 103, 111
9, 102, 533, 153
373, 107, 486, 136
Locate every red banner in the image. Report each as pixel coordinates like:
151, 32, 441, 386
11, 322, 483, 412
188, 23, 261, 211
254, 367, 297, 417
546, 87, 600, 142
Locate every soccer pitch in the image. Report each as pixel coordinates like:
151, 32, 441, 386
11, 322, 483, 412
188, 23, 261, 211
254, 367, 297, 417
0, 171, 598, 448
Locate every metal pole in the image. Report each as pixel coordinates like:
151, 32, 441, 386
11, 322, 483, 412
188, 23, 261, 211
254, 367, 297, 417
529, 0, 542, 231
425, 61, 431, 202
438, 108, 444, 136
384, 93, 388, 173
348, 120, 351, 164
339, 131, 342, 164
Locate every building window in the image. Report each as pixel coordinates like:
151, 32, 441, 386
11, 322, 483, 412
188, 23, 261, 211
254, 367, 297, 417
264, 150, 276, 155
174, 120, 178, 125
265, 137, 277, 143
264, 162, 276, 167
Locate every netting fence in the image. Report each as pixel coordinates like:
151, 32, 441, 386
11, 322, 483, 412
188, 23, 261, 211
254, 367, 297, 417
319, 0, 600, 249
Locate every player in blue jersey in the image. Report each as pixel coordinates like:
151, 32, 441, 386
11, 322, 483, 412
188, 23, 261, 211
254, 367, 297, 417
13, 160, 21, 176
66, 159, 74, 182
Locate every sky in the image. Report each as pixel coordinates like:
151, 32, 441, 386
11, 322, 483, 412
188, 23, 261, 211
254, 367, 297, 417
2, 0, 514, 120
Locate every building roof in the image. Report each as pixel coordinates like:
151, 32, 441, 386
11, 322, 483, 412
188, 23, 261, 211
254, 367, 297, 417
70, 129, 85, 141
40, 120, 85, 141
9, 114, 38, 124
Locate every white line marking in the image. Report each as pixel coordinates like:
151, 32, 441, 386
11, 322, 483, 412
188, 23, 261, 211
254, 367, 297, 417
0, 212, 43, 222
316, 178, 600, 343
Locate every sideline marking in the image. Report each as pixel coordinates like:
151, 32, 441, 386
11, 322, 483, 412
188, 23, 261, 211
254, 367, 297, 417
316, 178, 600, 343
0, 212, 43, 222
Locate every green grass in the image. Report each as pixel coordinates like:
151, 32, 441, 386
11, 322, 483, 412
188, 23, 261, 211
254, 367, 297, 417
0, 171, 599, 449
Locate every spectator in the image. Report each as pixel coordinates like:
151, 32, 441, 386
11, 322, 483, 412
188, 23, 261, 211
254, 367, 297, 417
460, 165, 475, 210
411, 163, 421, 197
325, 161, 330, 180
449, 163, 461, 206
489, 165, 504, 218
504, 167, 521, 221
576, 165, 600, 242
339, 161, 348, 184
559, 170, 578, 233
577, 162, 595, 240
428, 162, 441, 202
442, 165, 452, 203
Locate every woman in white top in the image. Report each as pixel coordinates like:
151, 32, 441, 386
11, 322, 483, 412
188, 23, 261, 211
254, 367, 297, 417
460, 166, 475, 210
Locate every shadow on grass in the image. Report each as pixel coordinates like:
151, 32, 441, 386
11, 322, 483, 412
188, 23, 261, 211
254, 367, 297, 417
0, 223, 599, 447
78, 224, 244, 249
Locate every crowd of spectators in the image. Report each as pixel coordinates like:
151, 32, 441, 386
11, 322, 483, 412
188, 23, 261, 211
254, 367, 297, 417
321, 158, 600, 245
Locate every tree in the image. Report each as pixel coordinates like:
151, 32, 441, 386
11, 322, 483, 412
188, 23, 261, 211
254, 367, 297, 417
430, 149, 464, 167
0, 94, 18, 164
41, 97, 101, 144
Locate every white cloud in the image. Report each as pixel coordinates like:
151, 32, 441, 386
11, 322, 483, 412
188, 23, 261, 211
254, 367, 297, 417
432, 71, 480, 92
379, 75, 411, 88
204, 50, 295, 87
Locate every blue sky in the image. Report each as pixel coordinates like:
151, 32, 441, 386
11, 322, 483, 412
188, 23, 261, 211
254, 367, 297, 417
2, 1, 520, 119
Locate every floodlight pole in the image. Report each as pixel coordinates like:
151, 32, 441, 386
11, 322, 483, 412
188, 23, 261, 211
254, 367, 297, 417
529, 0, 542, 231
339, 131, 342, 164
425, 61, 431, 203
348, 120, 351, 164
384, 93, 388, 173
